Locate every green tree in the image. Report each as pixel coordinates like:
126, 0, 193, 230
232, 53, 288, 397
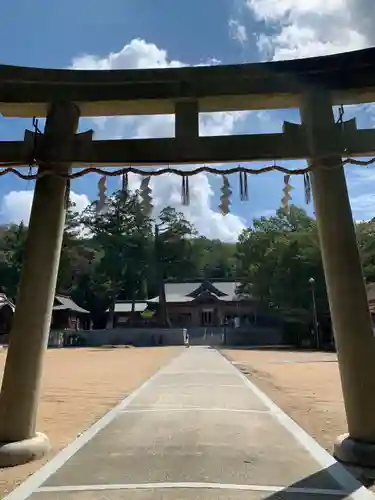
191, 237, 236, 279
79, 189, 153, 324
357, 218, 375, 282
0, 222, 27, 299
236, 205, 328, 316
58, 201, 92, 293
156, 206, 197, 280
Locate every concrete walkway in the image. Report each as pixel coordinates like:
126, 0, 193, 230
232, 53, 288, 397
5, 347, 375, 500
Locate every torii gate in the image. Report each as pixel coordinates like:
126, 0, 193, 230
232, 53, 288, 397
0, 47, 375, 468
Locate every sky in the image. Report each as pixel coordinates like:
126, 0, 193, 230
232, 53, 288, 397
0, 0, 375, 241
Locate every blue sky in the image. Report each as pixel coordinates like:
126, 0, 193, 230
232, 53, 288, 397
0, 0, 374, 240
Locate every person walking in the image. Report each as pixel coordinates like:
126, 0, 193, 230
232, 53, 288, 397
183, 328, 190, 348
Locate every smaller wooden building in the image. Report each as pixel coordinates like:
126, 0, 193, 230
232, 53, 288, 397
110, 280, 262, 329
51, 294, 90, 330
147, 279, 256, 328
0, 293, 15, 343
107, 300, 151, 328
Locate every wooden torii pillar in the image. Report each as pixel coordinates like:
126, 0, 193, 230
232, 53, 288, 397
301, 89, 375, 467
0, 102, 80, 466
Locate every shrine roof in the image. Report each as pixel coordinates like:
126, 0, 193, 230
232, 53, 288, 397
53, 294, 89, 314
148, 280, 242, 304
1, 47, 375, 117
0, 293, 15, 312
110, 301, 148, 313
147, 294, 193, 304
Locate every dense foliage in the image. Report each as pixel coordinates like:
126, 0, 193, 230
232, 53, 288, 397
0, 190, 373, 328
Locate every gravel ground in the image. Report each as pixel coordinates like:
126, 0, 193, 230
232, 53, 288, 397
0, 345, 181, 497
222, 348, 346, 453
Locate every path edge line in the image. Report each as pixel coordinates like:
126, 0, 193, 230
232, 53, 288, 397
218, 349, 375, 500
37, 481, 346, 495
3, 348, 184, 500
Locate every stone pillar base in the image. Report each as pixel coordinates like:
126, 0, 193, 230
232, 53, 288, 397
334, 433, 375, 468
0, 432, 50, 467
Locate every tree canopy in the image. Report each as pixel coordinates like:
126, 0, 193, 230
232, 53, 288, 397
236, 206, 327, 318
1, 191, 374, 329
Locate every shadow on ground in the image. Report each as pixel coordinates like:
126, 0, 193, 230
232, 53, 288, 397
264, 463, 369, 498
223, 345, 336, 354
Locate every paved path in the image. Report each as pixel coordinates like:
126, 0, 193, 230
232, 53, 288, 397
6, 347, 374, 500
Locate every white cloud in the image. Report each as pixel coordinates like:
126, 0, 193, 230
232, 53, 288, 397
350, 193, 375, 218
71, 38, 184, 71
71, 38, 247, 242
347, 168, 375, 220
229, 18, 248, 46
246, 0, 369, 60
244, 0, 375, 219
1, 190, 90, 225
153, 173, 245, 240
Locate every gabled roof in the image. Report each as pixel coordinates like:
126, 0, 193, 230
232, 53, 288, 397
148, 280, 242, 304
108, 301, 148, 313
188, 281, 227, 298
53, 295, 89, 314
191, 290, 222, 301
148, 294, 193, 304
0, 293, 15, 312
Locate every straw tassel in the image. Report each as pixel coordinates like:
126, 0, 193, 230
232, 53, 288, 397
181, 175, 190, 205
122, 172, 128, 194
219, 175, 232, 215
304, 172, 311, 204
140, 176, 153, 215
64, 179, 71, 209
239, 170, 248, 201
281, 174, 293, 210
97, 175, 107, 212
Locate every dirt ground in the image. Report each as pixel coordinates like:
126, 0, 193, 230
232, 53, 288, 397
220, 349, 375, 488
222, 348, 347, 453
0, 346, 181, 497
